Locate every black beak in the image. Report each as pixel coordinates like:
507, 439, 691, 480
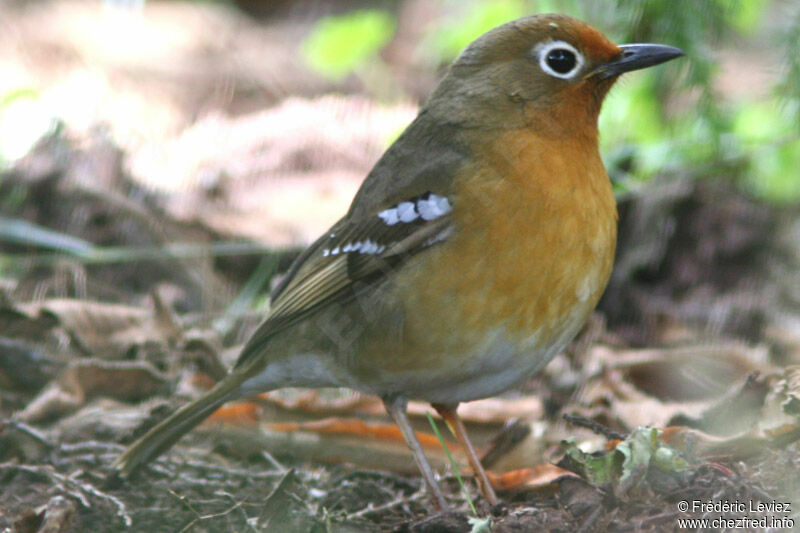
596, 43, 684, 79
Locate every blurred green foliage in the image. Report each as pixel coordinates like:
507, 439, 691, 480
427, 0, 528, 60
302, 0, 800, 203
588, 0, 799, 202
302, 9, 395, 81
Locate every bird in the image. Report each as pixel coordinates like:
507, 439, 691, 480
114, 13, 683, 509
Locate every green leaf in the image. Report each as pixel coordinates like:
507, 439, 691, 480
0, 87, 52, 164
724, 0, 767, 35
746, 139, 800, 203
562, 439, 621, 485
561, 427, 689, 492
0, 216, 94, 255
0, 87, 39, 108
468, 516, 493, 533
733, 100, 800, 203
302, 10, 395, 81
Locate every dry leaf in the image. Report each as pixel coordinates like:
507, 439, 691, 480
266, 417, 445, 450
660, 424, 800, 460
487, 464, 578, 492
18, 360, 169, 422
206, 401, 260, 426
16, 299, 182, 358
573, 344, 773, 431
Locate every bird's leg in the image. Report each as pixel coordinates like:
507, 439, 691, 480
383, 395, 449, 510
433, 402, 499, 506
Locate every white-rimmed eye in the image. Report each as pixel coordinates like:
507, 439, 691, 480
536, 40, 584, 79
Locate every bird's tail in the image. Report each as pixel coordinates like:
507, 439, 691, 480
114, 377, 241, 479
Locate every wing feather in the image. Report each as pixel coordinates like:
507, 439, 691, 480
234, 194, 453, 368
234, 110, 471, 369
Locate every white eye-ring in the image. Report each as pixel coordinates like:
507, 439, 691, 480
536, 40, 585, 80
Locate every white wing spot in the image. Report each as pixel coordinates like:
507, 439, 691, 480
324, 239, 387, 258
418, 194, 452, 220
378, 208, 400, 226
434, 195, 451, 215
378, 193, 451, 226
329, 194, 452, 260
417, 197, 436, 220
362, 239, 379, 254
397, 201, 418, 223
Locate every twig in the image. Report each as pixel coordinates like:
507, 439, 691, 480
3, 419, 54, 450
170, 489, 254, 533
172, 458, 288, 480
260, 450, 286, 473
0, 464, 131, 527
346, 487, 428, 519
563, 413, 627, 441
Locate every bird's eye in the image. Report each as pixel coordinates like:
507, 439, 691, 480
546, 49, 576, 73
537, 40, 584, 80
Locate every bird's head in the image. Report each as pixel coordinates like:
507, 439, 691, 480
425, 14, 683, 137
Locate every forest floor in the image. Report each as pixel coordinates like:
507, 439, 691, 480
1, 2, 799, 532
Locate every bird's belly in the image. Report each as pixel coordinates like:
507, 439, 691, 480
383, 330, 569, 404
347, 280, 598, 403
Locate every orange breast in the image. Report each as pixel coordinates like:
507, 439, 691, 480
384, 127, 617, 374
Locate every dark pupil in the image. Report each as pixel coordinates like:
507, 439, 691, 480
546, 49, 576, 74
